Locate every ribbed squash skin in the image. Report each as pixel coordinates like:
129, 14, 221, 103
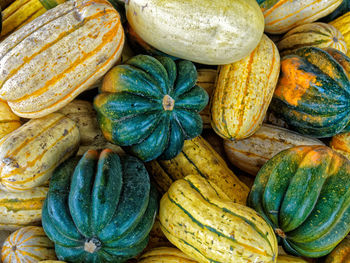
278, 23, 347, 56
42, 149, 158, 263
330, 132, 350, 161
138, 247, 197, 263
248, 145, 350, 258
94, 55, 208, 162
0, 99, 20, 140
211, 34, 280, 140
0, 186, 48, 230
277, 255, 308, 263
1, 0, 66, 40
126, 0, 264, 65
145, 136, 249, 204
1, 226, 56, 263
224, 124, 324, 176
259, 0, 343, 34
0, 0, 124, 118
271, 47, 350, 137
330, 12, 350, 57
325, 236, 350, 263
160, 174, 278, 263
0, 113, 80, 192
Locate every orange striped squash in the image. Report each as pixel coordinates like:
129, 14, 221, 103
277, 22, 347, 56
1, 226, 56, 263
330, 12, 350, 56
0, 0, 124, 118
211, 34, 280, 140
261, 0, 343, 34
0, 113, 80, 192
0, 186, 48, 230
0, 100, 21, 140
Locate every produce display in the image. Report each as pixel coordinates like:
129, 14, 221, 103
0, 0, 349, 262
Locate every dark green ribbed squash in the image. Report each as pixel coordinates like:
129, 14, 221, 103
271, 47, 350, 137
248, 145, 350, 258
94, 55, 209, 162
42, 149, 158, 263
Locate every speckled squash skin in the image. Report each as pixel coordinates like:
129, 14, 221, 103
248, 145, 350, 258
211, 34, 280, 140
0, 113, 80, 192
42, 149, 158, 263
325, 236, 350, 263
271, 47, 350, 137
0, 0, 124, 118
330, 132, 350, 161
277, 255, 308, 263
330, 12, 350, 57
126, 0, 264, 65
138, 247, 197, 263
259, 0, 343, 34
0, 99, 20, 140
145, 136, 249, 204
277, 23, 347, 56
94, 55, 208, 162
160, 174, 278, 263
1, 226, 56, 263
224, 124, 324, 176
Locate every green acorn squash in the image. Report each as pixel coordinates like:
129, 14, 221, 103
42, 149, 158, 263
94, 55, 209, 162
271, 47, 350, 137
248, 145, 350, 258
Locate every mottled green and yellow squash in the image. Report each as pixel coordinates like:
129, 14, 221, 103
0, 113, 80, 192
330, 12, 350, 56
160, 174, 278, 263
325, 236, 350, 263
248, 145, 350, 258
145, 136, 249, 204
1, 226, 56, 263
0, 0, 124, 118
138, 247, 197, 263
0, 99, 20, 140
330, 132, 350, 160
211, 34, 280, 140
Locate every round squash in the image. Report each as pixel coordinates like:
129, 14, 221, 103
330, 12, 350, 57
211, 34, 280, 140
1, 226, 56, 263
271, 47, 350, 137
277, 255, 308, 263
160, 174, 278, 263
94, 55, 209, 162
224, 124, 324, 176
259, 0, 343, 34
331, 132, 350, 161
248, 145, 350, 258
325, 236, 350, 263
125, 0, 264, 65
42, 149, 158, 263
277, 23, 347, 56
0, 99, 20, 140
0, 0, 124, 118
138, 247, 197, 263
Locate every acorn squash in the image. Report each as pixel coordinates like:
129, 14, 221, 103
248, 145, 350, 258
325, 236, 350, 263
330, 12, 350, 57
94, 55, 209, 162
42, 149, 158, 263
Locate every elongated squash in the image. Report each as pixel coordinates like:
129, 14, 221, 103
160, 174, 278, 263
325, 236, 350, 263
330, 12, 350, 56
0, 113, 80, 192
0, 99, 20, 140
138, 247, 197, 263
146, 136, 249, 204
126, 0, 264, 65
260, 0, 343, 34
224, 124, 325, 175
211, 34, 280, 140
0, 186, 48, 230
0, 0, 124, 118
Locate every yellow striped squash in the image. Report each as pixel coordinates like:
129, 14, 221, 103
211, 34, 280, 140
0, 99, 20, 140
145, 136, 249, 204
0, 186, 48, 230
1, 226, 56, 263
224, 124, 325, 176
330, 132, 350, 161
261, 0, 343, 34
277, 255, 308, 263
277, 22, 347, 56
0, 113, 80, 192
138, 247, 197, 263
325, 236, 350, 263
1, 0, 66, 40
159, 174, 278, 263
0, 0, 124, 118
330, 12, 350, 56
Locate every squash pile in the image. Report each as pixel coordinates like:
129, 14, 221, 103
0, 0, 349, 262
